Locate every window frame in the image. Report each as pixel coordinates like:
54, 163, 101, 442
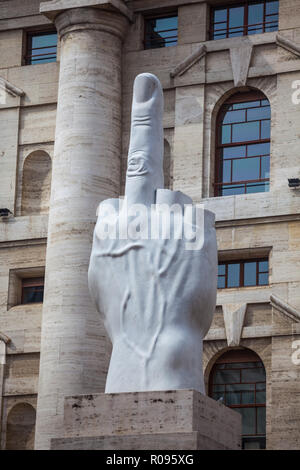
209, 349, 266, 449
24, 30, 57, 65
218, 258, 269, 289
210, 0, 279, 40
214, 90, 271, 197
144, 13, 178, 50
21, 277, 45, 305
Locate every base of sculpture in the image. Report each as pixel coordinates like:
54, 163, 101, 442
50, 390, 241, 450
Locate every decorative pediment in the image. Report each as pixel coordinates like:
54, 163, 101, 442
222, 303, 247, 347
170, 45, 206, 78
276, 34, 300, 58
270, 294, 300, 323
0, 77, 24, 98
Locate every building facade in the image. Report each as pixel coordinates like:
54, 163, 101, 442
0, 0, 300, 450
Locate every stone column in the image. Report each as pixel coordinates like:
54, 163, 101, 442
35, 1, 131, 450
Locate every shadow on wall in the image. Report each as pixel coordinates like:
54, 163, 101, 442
5, 403, 36, 450
21, 150, 52, 216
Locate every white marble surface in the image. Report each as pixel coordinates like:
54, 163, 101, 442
89, 74, 217, 394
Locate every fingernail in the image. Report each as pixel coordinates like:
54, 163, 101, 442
134, 74, 156, 103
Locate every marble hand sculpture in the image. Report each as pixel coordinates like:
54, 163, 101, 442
88, 73, 217, 394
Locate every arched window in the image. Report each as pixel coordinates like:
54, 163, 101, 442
209, 348, 266, 450
21, 151, 52, 215
215, 91, 270, 196
6, 403, 36, 450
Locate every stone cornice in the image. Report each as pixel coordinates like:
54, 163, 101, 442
0, 332, 11, 344
0, 77, 24, 98
170, 45, 206, 78
276, 34, 300, 58
270, 294, 300, 323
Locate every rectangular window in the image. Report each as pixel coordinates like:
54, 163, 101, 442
211, 0, 279, 40
217, 259, 269, 288
144, 15, 178, 49
25, 31, 57, 65
21, 278, 44, 304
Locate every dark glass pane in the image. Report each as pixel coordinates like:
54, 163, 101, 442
236, 407, 256, 435
214, 368, 240, 384
232, 157, 260, 182
261, 156, 270, 179
248, 26, 263, 35
232, 121, 260, 142
145, 16, 177, 49
266, 1, 279, 15
256, 383, 266, 391
248, 3, 264, 26
259, 272, 268, 285
222, 125, 231, 144
223, 160, 231, 183
247, 142, 270, 157
218, 264, 226, 275
261, 120, 271, 139
256, 390, 266, 404
232, 101, 260, 110
22, 286, 44, 304
259, 260, 268, 272
223, 146, 246, 159
244, 261, 257, 286
241, 367, 265, 383
214, 22, 227, 31
265, 24, 278, 32
229, 30, 244, 37
223, 109, 246, 124
30, 33, 57, 64
226, 391, 241, 405
31, 57, 56, 64
246, 182, 269, 193
32, 33, 57, 49
227, 263, 240, 287
218, 276, 225, 289
156, 16, 178, 30
257, 407, 266, 434
214, 33, 227, 40
216, 364, 226, 369
226, 383, 255, 391
229, 6, 244, 28
247, 106, 271, 121
222, 184, 245, 196
241, 391, 255, 404
226, 364, 258, 370
214, 9, 227, 22
32, 46, 57, 56
213, 384, 225, 391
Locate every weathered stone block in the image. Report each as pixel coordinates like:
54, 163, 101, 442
51, 389, 242, 450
